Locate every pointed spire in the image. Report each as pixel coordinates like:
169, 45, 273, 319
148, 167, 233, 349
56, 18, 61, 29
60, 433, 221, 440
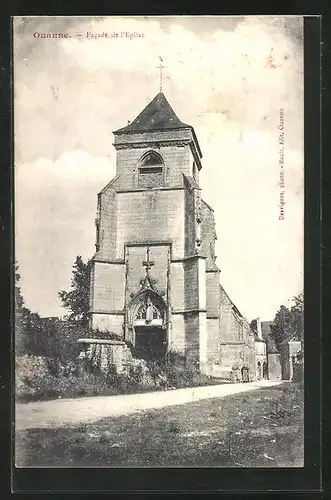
114, 93, 190, 134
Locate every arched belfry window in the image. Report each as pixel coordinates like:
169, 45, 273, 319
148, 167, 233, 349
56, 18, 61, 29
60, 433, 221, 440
138, 151, 164, 188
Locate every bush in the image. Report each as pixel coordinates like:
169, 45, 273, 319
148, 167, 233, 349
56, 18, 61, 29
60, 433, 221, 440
143, 351, 211, 390
16, 355, 56, 400
268, 382, 304, 425
16, 319, 90, 362
89, 328, 123, 342
292, 362, 304, 384
15, 355, 118, 402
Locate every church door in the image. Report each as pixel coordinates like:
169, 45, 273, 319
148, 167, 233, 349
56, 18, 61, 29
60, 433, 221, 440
134, 326, 166, 360
128, 287, 167, 361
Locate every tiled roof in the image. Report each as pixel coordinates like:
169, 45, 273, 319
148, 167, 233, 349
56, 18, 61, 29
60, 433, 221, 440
114, 92, 191, 134
219, 284, 244, 318
251, 329, 266, 343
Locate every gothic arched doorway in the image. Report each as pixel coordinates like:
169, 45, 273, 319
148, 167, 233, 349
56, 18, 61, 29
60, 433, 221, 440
241, 365, 250, 383
127, 289, 167, 360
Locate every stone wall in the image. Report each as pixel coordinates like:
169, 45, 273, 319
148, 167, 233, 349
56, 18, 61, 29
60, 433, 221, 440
113, 127, 200, 173
200, 200, 217, 270
77, 338, 133, 374
125, 245, 169, 299
206, 271, 221, 318
198, 257, 207, 311
220, 343, 245, 370
267, 353, 282, 380
116, 189, 185, 259
243, 345, 256, 378
114, 144, 191, 190
170, 314, 185, 353
97, 187, 118, 260
184, 311, 200, 362
90, 314, 124, 335
255, 356, 267, 379
219, 336, 256, 379
92, 262, 125, 313
171, 262, 185, 310
255, 340, 266, 356
206, 318, 221, 365
184, 258, 199, 310
184, 176, 196, 256
280, 345, 291, 380
219, 285, 236, 342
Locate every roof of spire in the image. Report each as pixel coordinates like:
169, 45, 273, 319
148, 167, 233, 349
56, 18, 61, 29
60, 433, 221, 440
114, 92, 191, 134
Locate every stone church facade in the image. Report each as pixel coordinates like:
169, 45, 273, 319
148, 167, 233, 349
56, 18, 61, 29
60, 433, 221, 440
89, 92, 258, 378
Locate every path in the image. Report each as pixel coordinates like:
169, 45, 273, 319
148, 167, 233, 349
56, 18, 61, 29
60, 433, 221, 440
16, 380, 283, 430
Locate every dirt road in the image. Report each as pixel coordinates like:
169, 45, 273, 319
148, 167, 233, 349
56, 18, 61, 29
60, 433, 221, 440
15, 380, 283, 430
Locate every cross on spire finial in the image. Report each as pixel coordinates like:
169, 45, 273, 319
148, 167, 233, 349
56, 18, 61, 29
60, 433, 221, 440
142, 247, 155, 275
157, 56, 167, 93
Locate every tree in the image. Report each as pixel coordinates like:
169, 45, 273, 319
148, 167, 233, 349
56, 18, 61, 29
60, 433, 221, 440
15, 261, 44, 354
290, 293, 304, 340
270, 293, 304, 347
58, 256, 92, 325
15, 261, 24, 312
15, 261, 31, 331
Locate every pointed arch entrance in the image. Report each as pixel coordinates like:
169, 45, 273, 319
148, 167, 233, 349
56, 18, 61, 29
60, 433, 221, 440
127, 288, 168, 360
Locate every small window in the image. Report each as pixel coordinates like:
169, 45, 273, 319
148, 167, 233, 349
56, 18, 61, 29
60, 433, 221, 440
139, 166, 162, 175
138, 151, 164, 188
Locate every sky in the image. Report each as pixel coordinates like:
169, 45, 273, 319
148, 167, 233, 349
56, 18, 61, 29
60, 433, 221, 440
13, 15, 304, 322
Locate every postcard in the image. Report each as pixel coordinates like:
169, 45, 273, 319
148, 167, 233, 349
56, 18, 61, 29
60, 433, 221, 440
13, 15, 304, 469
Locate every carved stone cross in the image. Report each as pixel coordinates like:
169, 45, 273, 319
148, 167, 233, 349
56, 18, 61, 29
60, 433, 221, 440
142, 247, 155, 273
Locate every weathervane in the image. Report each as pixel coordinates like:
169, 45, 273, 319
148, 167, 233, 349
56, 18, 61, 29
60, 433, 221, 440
157, 56, 167, 93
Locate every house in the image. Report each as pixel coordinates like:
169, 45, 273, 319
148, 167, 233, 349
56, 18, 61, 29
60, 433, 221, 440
249, 318, 268, 379
260, 321, 302, 381
278, 333, 302, 380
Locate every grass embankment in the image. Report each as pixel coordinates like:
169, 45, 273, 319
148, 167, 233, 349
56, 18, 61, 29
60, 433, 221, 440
16, 382, 304, 468
16, 353, 224, 403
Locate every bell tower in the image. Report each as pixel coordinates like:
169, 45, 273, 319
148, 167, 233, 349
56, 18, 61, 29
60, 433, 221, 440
89, 91, 209, 370
111, 92, 202, 192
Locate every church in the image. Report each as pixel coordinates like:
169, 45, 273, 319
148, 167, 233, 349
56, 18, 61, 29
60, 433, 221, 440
88, 91, 260, 378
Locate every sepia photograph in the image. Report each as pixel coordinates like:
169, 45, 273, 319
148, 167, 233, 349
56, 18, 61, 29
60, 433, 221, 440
14, 15, 304, 468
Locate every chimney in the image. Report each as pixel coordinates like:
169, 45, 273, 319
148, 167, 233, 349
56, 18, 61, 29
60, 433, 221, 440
256, 318, 262, 339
